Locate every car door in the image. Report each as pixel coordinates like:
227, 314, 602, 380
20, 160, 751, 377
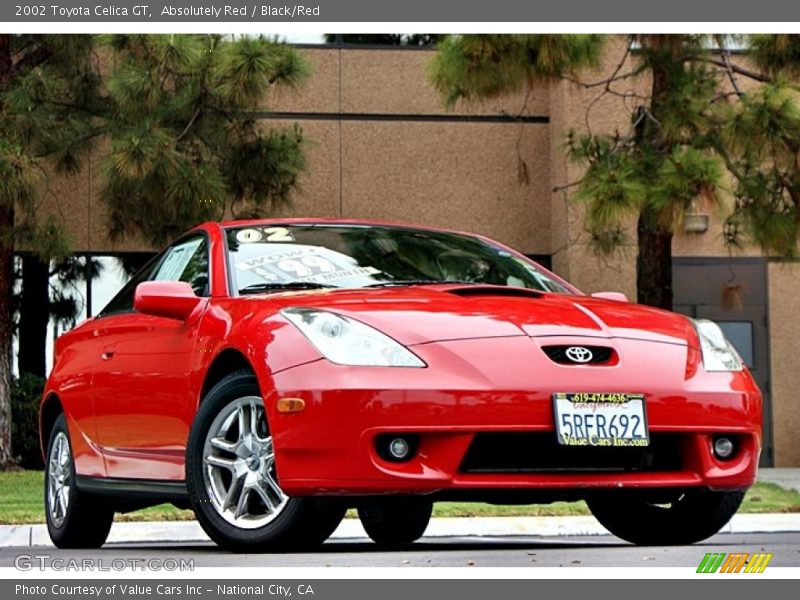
47, 319, 110, 477
92, 234, 211, 480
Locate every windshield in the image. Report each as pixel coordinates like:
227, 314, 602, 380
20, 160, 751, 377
225, 224, 572, 295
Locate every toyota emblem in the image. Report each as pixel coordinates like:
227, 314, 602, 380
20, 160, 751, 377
565, 346, 593, 363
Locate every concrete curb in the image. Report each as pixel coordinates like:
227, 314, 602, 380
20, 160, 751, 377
758, 469, 800, 493
2, 513, 800, 547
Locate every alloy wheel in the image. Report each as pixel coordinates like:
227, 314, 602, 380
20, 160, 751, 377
47, 431, 71, 528
202, 396, 288, 529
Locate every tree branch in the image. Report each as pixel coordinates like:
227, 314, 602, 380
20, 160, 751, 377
553, 179, 584, 193
11, 44, 52, 76
581, 40, 652, 136
176, 107, 202, 142
46, 100, 106, 118
710, 137, 745, 181
566, 66, 648, 89
32, 125, 108, 160
694, 57, 772, 83
567, 40, 648, 91
711, 91, 742, 104
720, 50, 744, 97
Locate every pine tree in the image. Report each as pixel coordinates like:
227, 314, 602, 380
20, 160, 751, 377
9, 34, 309, 246
0, 34, 310, 467
430, 34, 800, 309
0, 34, 75, 467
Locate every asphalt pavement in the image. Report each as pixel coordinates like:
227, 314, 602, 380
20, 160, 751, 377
1, 532, 798, 568
1, 469, 797, 569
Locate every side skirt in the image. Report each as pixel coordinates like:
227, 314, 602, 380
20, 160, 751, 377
75, 475, 190, 512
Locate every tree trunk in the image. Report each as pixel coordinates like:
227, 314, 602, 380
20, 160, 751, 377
636, 209, 673, 310
18, 255, 50, 378
0, 34, 15, 468
0, 203, 14, 468
635, 35, 683, 311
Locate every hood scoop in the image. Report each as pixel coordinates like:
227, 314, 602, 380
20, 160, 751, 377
443, 285, 544, 300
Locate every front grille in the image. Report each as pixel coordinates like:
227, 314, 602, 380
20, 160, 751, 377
459, 432, 683, 474
542, 345, 614, 365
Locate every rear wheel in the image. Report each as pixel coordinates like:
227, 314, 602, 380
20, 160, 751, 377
45, 414, 114, 548
186, 370, 345, 552
587, 489, 745, 545
358, 497, 433, 546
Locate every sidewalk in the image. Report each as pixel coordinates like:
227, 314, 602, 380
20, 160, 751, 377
1, 468, 797, 548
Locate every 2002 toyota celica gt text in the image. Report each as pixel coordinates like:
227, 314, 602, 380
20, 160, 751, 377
40, 220, 761, 551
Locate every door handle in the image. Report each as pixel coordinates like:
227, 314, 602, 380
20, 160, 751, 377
101, 350, 115, 361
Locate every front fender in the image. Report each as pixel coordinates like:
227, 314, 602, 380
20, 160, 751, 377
192, 299, 323, 411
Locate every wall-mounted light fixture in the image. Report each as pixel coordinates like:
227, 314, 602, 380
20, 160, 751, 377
683, 200, 709, 233
683, 212, 710, 233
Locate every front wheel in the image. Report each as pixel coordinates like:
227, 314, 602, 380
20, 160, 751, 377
587, 489, 745, 545
186, 370, 345, 552
358, 497, 433, 546
45, 414, 114, 548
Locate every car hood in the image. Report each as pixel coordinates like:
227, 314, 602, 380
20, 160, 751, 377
258, 284, 696, 347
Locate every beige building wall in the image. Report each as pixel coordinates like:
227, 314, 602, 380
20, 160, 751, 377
41, 45, 553, 256
548, 36, 641, 301
338, 121, 551, 252
338, 48, 550, 117
767, 262, 800, 466
266, 119, 342, 220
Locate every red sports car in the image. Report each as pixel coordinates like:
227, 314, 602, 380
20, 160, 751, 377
40, 219, 761, 551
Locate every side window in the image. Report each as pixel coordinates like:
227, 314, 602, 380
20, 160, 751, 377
98, 235, 210, 318
151, 236, 210, 296
98, 255, 164, 317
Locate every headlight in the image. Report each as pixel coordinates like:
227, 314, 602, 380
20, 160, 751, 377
281, 308, 426, 367
692, 319, 743, 372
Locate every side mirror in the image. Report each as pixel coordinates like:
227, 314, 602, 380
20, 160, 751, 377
134, 281, 202, 321
591, 291, 629, 303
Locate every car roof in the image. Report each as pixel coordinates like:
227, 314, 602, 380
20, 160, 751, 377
211, 217, 476, 238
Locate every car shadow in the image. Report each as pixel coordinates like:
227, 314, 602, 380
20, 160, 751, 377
97, 536, 631, 554
90, 532, 769, 555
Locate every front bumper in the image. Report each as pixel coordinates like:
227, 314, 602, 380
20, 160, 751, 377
265, 337, 762, 498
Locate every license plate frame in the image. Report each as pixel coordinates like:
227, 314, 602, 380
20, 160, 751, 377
552, 392, 650, 447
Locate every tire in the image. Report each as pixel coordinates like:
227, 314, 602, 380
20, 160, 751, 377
587, 489, 745, 545
44, 414, 114, 549
186, 370, 345, 552
358, 497, 433, 546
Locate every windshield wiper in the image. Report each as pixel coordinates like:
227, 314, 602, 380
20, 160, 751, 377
238, 282, 337, 295
364, 279, 477, 288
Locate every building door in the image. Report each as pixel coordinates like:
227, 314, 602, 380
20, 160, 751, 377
673, 257, 773, 467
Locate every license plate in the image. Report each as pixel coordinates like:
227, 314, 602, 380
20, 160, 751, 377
553, 392, 649, 447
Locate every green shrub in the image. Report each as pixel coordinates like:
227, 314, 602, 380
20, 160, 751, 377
11, 374, 45, 470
